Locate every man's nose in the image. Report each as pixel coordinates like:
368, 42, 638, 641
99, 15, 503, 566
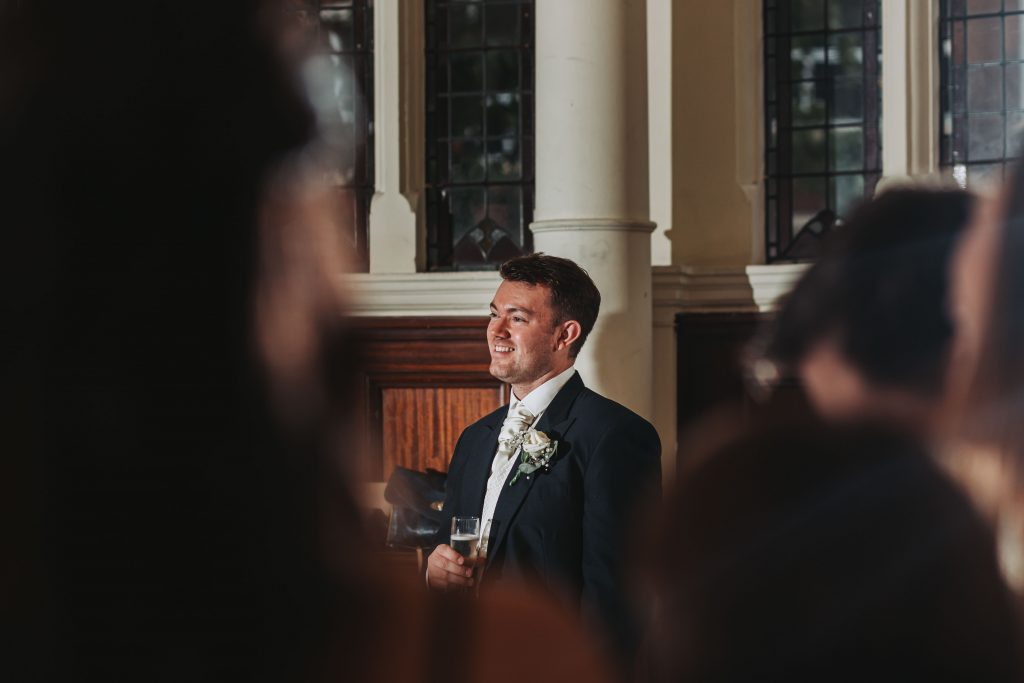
489, 317, 509, 337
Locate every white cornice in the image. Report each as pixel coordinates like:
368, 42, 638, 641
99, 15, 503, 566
746, 263, 807, 310
345, 271, 500, 316
530, 218, 658, 233
652, 266, 753, 320
345, 264, 805, 320
652, 264, 806, 326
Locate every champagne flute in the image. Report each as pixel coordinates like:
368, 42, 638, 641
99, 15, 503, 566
450, 516, 480, 589
474, 518, 493, 597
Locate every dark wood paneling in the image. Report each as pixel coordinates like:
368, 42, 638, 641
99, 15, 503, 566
353, 317, 497, 372
675, 311, 810, 470
381, 386, 503, 476
676, 312, 767, 428
351, 317, 507, 481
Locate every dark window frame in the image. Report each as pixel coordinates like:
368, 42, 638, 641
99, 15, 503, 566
318, 0, 375, 273
424, 0, 536, 271
763, 0, 883, 262
939, 0, 1024, 187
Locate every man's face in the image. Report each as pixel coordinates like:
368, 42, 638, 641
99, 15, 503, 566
488, 280, 565, 393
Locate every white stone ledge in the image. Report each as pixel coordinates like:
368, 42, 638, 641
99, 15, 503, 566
746, 263, 808, 311
345, 264, 806, 320
653, 267, 751, 326
530, 218, 658, 233
652, 263, 806, 326
344, 271, 501, 317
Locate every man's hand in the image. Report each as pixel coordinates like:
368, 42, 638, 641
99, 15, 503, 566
426, 544, 474, 590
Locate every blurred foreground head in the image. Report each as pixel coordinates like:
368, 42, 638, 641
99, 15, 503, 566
1, 2, 368, 680
641, 415, 1022, 681
953, 160, 1024, 459
763, 188, 973, 430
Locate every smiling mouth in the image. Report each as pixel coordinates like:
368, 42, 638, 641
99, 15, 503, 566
493, 345, 515, 353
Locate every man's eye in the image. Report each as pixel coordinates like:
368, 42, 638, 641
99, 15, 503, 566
513, 316, 525, 323
489, 312, 497, 318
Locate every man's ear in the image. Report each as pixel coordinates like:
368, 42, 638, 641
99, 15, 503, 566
555, 320, 582, 352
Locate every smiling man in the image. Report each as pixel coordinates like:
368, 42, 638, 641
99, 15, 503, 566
426, 253, 661, 665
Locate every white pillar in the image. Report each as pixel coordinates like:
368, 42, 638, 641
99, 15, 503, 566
647, 0, 673, 268
880, 0, 938, 185
369, 0, 418, 273
533, 0, 654, 420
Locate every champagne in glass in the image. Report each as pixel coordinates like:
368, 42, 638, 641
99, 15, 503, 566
449, 533, 480, 563
474, 518, 493, 597
450, 516, 481, 576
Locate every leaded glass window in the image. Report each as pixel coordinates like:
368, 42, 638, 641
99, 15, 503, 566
764, 0, 882, 262
425, 0, 535, 270
940, 0, 1024, 188
287, 0, 374, 272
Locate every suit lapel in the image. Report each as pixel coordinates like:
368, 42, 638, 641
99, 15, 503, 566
459, 412, 502, 517
486, 372, 585, 567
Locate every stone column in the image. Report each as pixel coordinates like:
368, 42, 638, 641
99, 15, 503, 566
532, 0, 654, 420
368, 0, 419, 273
879, 0, 938, 186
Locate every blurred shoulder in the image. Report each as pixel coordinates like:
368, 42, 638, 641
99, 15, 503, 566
476, 587, 615, 683
346, 579, 614, 683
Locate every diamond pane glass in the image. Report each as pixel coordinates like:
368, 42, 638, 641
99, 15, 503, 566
764, 0, 881, 261
426, 0, 534, 270
941, 2, 1024, 187
294, 0, 374, 272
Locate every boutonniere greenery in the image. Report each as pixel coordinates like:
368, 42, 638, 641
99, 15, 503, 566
509, 428, 558, 486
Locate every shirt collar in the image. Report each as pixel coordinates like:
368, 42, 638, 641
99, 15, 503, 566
509, 365, 576, 418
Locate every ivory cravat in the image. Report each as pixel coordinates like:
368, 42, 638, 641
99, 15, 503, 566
495, 403, 536, 461
479, 403, 536, 530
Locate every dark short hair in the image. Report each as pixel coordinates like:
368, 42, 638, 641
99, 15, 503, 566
765, 188, 974, 397
499, 253, 601, 357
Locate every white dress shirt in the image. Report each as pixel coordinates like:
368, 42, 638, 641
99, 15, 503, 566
478, 365, 577, 531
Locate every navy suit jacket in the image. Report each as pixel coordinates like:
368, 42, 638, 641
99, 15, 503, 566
432, 371, 661, 660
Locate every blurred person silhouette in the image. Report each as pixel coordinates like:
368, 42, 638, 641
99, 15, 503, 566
0, 2, 610, 681
950, 164, 1024, 461
948, 161, 1024, 592
636, 412, 1024, 682
759, 188, 974, 434
0, 2, 364, 679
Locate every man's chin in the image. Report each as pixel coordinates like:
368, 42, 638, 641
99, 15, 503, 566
489, 362, 513, 384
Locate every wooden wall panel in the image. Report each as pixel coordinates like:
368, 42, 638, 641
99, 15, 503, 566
381, 387, 503, 477
676, 312, 767, 429
351, 317, 507, 481
675, 311, 811, 474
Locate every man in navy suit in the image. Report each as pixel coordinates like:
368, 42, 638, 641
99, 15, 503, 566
426, 253, 661, 663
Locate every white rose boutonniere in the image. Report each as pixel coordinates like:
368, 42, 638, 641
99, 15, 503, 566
509, 428, 558, 486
